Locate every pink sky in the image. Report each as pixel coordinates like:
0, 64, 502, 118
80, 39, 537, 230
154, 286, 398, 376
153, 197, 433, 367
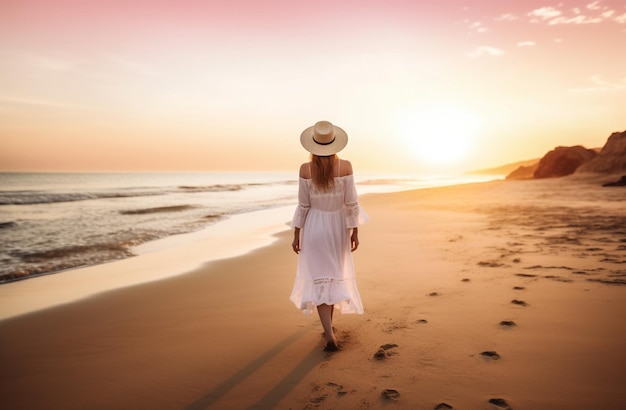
1, 0, 625, 173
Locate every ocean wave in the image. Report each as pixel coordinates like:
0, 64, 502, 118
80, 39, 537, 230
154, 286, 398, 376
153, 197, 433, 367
0, 190, 162, 205
0, 173, 299, 284
0, 181, 294, 206
14, 242, 133, 263
119, 205, 198, 215
178, 184, 246, 192
176, 180, 295, 192
1, 242, 136, 283
0, 211, 228, 284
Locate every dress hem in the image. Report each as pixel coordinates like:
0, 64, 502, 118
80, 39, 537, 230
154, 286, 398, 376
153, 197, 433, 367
292, 298, 364, 316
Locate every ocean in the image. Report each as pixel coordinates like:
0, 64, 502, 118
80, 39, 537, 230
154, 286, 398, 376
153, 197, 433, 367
0, 171, 498, 283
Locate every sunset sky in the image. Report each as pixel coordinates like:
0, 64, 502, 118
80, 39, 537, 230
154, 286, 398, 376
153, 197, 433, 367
1, 0, 625, 174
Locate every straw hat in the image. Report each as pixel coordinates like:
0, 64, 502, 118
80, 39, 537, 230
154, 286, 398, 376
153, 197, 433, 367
300, 120, 348, 156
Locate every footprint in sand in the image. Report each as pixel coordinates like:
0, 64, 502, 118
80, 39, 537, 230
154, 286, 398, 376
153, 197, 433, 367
310, 394, 328, 404
381, 389, 400, 401
325, 382, 347, 396
374, 344, 399, 359
477, 261, 505, 268
544, 275, 573, 283
489, 397, 512, 409
434, 403, 454, 409
416, 319, 428, 324
499, 320, 517, 327
480, 351, 501, 360
587, 277, 626, 286
380, 343, 399, 350
511, 299, 528, 306
513, 286, 525, 290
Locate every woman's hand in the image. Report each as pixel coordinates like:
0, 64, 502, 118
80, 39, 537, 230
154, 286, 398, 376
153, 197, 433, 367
292, 228, 301, 254
351, 228, 360, 252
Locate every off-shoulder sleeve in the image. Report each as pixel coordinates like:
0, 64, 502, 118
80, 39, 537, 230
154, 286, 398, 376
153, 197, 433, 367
291, 178, 311, 228
344, 175, 369, 228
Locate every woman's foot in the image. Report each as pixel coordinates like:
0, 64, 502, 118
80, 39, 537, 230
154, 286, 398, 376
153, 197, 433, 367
324, 340, 340, 352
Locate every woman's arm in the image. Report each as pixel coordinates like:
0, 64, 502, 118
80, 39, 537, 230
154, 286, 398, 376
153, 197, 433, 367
292, 227, 301, 254
351, 227, 359, 252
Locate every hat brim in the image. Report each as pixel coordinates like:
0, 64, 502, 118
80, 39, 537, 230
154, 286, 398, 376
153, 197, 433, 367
300, 124, 348, 156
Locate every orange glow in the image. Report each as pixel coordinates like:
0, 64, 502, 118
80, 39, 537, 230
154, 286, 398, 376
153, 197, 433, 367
394, 102, 481, 166
1, 1, 624, 173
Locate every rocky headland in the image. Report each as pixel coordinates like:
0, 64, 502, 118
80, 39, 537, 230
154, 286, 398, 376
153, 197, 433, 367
505, 130, 626, 182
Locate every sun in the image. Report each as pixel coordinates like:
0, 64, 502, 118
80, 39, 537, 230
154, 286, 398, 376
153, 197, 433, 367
394, 102, 480, 166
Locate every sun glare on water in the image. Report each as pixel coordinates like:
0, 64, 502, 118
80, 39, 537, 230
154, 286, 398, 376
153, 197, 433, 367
394, 102, 481, 166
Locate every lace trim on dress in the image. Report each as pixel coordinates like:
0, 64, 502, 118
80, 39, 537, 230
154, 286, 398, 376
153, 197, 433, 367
310, 178, 344, 196
313, 277, 346, 305
291, 204, 310, 228
344, 202, 359, 228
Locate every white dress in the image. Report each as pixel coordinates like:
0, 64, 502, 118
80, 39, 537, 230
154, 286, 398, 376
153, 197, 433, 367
290, 170, 368, 315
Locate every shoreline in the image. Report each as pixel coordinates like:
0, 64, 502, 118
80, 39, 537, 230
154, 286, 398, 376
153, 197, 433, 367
0, 175, 501, 321
0, 205, 294, 321
0, 172, 500, 287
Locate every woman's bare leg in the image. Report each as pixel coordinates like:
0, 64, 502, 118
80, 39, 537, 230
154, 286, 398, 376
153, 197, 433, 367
317, 304, 338, 349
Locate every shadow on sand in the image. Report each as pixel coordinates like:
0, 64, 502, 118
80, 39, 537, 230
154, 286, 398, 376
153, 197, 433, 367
186, 328, 322, 409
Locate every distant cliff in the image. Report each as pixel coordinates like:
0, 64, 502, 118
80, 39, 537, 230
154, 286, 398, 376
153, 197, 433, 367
534, 146, 597, 178
471, 158, 540, 177
576, 131, 626, 174
505, 163, 538, 180
505, 129, 625, 180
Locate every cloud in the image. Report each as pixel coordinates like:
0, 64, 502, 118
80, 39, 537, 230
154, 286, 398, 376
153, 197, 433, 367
586, 1, 602, 10
548, 15, 603, 24
601, 10, 615, 18
467, 46, 504, 58
472, 22, 488, 33
517, 41, 536, 47
496, 13, 519, 22
529, 6, 562, 22
528, 2, 623, 25
465, 20, 488, 33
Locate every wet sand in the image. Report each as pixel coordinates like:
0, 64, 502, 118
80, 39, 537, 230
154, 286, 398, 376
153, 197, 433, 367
1, 177, 625, 409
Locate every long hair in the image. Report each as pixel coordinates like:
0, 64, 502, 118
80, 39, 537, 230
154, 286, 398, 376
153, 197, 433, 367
311, 154, 336, 191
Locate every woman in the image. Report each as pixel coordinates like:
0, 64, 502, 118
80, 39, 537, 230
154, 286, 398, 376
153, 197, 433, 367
290, 120, 368, 351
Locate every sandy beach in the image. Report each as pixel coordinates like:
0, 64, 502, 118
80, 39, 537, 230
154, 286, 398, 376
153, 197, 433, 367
1, 176, 625, 409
